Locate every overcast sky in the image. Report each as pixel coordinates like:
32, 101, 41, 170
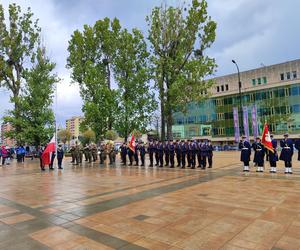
0, 0, 299, 126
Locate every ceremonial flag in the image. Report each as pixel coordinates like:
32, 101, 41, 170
129, 133, 135, 152
261, 123, 274, 153
41, 135, 56, 166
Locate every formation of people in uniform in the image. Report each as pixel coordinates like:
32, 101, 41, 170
120, 139, 214, 169
239, 133, 300, 174
69, 141, 117, 166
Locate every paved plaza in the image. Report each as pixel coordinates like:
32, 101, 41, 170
0, 152, 300, 249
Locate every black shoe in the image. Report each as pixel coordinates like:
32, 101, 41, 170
191, 167, 195, 169
170, 166, 174, 168
181, 166, 185, 169
208, 166, 212, 168
41, 168, 45, 171
58, 167, 63, 169
49, 167, 54, 170
159, 165, 163, 168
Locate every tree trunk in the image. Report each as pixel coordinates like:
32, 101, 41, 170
166, 109, 173, 140
160, 100, 165, 141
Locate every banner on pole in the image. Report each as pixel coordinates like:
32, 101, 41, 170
251, 105, 259, 138
243, 106, 250, 141
233, 107, 240, 143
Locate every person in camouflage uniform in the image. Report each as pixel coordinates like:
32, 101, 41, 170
107, 142, 115, 165
91, 143, 98, 162
74, 141, 80, 165
99, 143, 107, 164
69, 145, 75, 163
83, 144, 89, 161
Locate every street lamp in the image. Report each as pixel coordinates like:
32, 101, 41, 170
232, 60, 243, 135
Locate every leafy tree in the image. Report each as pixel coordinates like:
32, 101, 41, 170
147, 0, 217, 139
113, 28, 157, 141
81, 129, 96, 145
105, 130, 118, 141
4, 48, 58, 146
0, 4, 41, 139
58, 128, 72, 144
67, 18, 120, 139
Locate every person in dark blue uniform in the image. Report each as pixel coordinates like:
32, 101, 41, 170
169, 140, 175, 168
128, 146, 134, 166
164, 140, 170, 167
139, 142, 146, 166
190, 140, 197, 169
268, 134, 278, 173
148, 140, 155, 167
186, 140, 191, 168
158, 141, 164, 167
252, 137, 265, 172
120, 143, 127, 165
196, 140, 202, 168
155, 141, 159, 166
175, 140, 181, 167
239, 135, 251, 172
295, 136, 300, 162
280, 133, 294, 174
200, 140, 208, 169
57, 144, 64, 169
181, 140, 187, 168
207, 140, 213, 168
134, 141, 139, 166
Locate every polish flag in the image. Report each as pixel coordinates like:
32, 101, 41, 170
129, 133, 135, 152
41, 136, 56, 166
261, 123, 274, 153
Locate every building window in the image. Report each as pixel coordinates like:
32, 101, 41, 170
286, 72, 291, 80
217, 86, 220, 92
225, 84, 229, 91
252, 79, 256, 86
293, 71, 297, 79
263, 76, 267, 84
280, 73, 284, 81
221, 85, 224, 91
257, 78, 261, 85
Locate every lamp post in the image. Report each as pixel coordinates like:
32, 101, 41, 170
232, 60, 243, 135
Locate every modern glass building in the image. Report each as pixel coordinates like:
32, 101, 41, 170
172, 59, 300, 143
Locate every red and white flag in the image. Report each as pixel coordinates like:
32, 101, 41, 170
129, 133, 135, 152
41, 135, 56, 166
261, 123, 274, 153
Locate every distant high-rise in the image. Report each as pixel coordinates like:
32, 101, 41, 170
1, 122, 15, 146
66, 116, 84, 140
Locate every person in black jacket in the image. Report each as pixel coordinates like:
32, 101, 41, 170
139, 142, 146, 167
57, 144, 64, 169
252, 137, 265, 172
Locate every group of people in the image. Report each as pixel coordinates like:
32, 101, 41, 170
239, 133, 300, 174
120, 139, 214, 169
69, 141, 117, 166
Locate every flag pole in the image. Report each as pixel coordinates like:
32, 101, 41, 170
55, 81, 58, 168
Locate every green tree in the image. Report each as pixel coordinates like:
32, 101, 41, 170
80, 129, 96, 145
58, 128, 72, 144
67, 18, 120, 139
0, 4, 41, 139
4, 48, 58, 146
105, 130, 118, 141
113, 28, 157, 141
147, 0, 217, 139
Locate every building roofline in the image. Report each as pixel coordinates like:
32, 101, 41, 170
208, 58, 300, 80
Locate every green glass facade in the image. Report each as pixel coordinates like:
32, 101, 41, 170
172, 83, 300, 140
